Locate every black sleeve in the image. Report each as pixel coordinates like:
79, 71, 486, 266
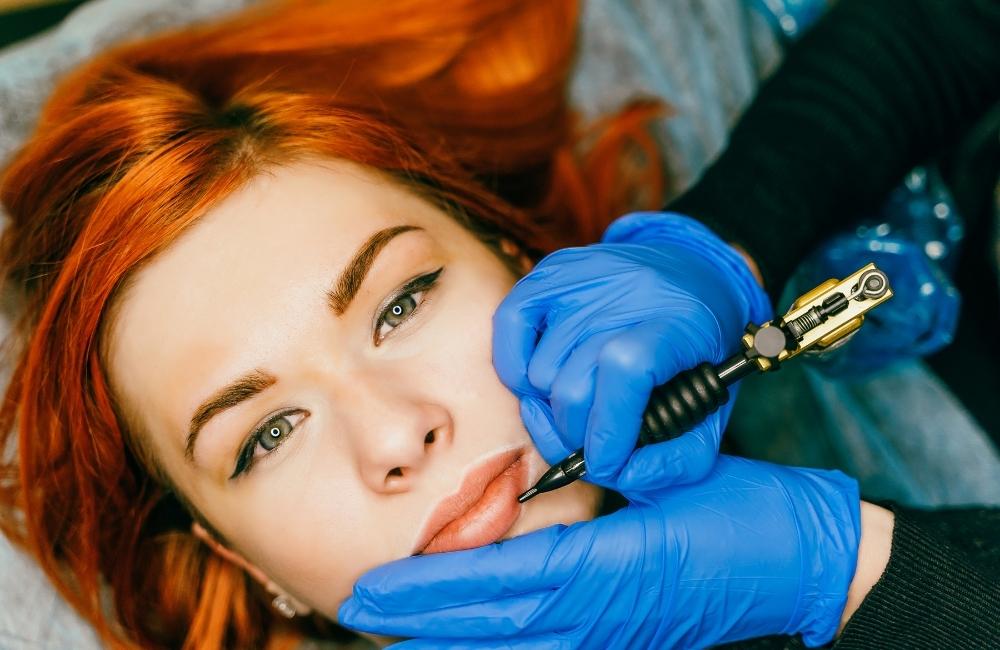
717, 505, 1000, 650
667, 0, 1000, 299
833, 505, 1000, 649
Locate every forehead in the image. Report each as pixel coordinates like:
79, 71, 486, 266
104, 160, 465, 453
147, 159, 448, 275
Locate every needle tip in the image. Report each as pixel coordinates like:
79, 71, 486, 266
517, 487, 538, 503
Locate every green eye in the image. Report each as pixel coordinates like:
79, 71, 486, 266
231, 410, 306, 479
260, 415, 294, 452
385, 294, 419, 327
374, 268, 443, 344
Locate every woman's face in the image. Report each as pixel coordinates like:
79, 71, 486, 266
106, 159, 602, 620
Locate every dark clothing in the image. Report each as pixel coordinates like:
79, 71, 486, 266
726, 505, 1000, 649
668, 0, 1000, 301
835, 506, 1000, 649
667, 0, 1000, 646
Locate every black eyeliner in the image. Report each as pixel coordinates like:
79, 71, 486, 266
230, 409, 302, 479
231, 429, 259, 479
373, 267, 444, 342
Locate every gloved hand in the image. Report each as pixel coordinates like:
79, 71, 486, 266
339, 456, 861, 649
492, 212, 771, 491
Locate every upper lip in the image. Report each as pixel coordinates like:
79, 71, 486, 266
412, 446, 526, 554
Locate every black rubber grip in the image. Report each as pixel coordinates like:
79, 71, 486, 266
638, 362, 730, 446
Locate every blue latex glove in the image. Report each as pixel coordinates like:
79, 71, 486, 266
339, 456, 861, 649
492, 212, 771, 491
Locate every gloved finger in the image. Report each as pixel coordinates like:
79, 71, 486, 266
343, 589, 561, 638
585, 311, 726, 485
616, 419, 721, 491
525, 300, 615, 395
524, 317, 582, 396
548, 333, 614, 451
492, 268, 562, 396
342, 526, 569, 615
390, 636, 572, 650
520, 396, 572, 464
617, 392, 735, 491
581, 329, 661, 483
506, 249, 608, 393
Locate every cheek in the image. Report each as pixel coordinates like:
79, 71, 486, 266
211, 462, 396, 617
418, 265, 521, 426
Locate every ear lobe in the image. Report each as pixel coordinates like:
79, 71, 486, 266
190, 522, 313, 616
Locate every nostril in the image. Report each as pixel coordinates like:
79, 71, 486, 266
424, 430, 435, 445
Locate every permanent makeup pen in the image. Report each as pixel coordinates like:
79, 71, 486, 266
519, 264, 891, 502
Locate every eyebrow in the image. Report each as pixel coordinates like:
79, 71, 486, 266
327, 224, 422, 315
185, 223, 422, 464
186, 370, 276, 461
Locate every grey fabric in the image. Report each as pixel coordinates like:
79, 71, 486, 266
0, 534, 103, 650
570, 0, 781, 197
0, 0, 256, 168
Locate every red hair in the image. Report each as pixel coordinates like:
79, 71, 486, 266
0, 0, 664, 647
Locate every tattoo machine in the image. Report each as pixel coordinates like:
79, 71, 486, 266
519, 263, 893, 502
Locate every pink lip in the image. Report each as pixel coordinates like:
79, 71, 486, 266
412, 447, 528, 555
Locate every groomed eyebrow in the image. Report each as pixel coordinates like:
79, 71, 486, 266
186, 370, 276, 461
326, 224, 422, 314
185, 223, 423, 464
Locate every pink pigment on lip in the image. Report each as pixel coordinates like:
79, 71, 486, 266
418, 454, 528, 555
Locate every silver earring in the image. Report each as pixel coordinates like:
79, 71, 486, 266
272, 594, 297, 619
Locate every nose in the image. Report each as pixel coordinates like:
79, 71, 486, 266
344, 379, 453, 494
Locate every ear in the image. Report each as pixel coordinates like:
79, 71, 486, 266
499, 238, 535, 274
191, 522, 313, 616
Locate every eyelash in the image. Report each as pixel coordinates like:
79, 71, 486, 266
230, 267, 444, 479
373, 267, 443, 345
231, 409, 307, 479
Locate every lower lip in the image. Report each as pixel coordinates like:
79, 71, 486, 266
421, 455, 528, 555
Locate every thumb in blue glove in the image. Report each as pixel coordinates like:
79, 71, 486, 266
339, 455, 860, 650
492, 212, 771, 492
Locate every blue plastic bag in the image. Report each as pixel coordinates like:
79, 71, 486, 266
785, 167, 962, 377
